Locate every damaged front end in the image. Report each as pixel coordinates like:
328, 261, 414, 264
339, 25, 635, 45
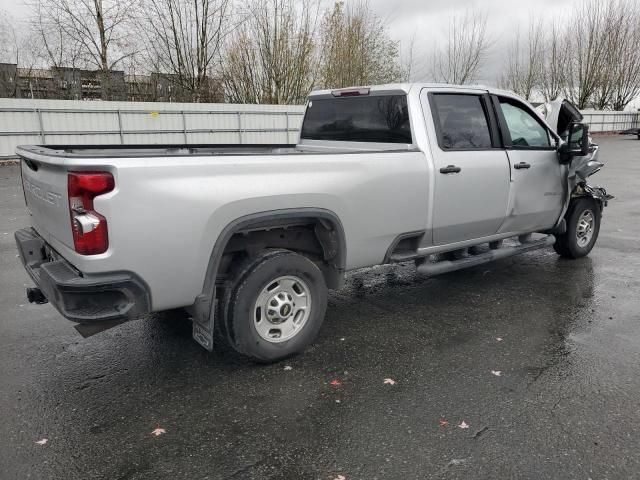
542, 99, 614, 230
567, 143, 614, 207
552, 140, 614, 234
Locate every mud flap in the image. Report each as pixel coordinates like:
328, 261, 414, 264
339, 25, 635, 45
190, 291, 215, 351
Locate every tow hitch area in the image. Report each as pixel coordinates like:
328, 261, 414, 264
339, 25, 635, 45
26, 287, 48, 305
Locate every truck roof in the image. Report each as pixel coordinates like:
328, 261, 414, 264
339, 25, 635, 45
308, 83, 523, 101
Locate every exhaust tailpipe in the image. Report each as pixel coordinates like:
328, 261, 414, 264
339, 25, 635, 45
26, 287, 48, 304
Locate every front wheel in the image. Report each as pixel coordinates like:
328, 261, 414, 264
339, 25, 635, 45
553, 197, 601, 259
222, 249, 328, 363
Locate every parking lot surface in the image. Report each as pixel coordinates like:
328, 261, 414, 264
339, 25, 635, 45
1, 136, 639, 480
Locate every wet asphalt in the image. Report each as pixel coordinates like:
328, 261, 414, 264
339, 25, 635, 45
0, 136, 639, 480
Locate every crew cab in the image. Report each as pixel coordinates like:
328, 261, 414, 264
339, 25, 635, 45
14, 84, 612, 362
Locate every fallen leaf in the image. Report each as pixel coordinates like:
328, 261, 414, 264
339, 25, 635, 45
329, 379, 342, 387
491, 370, 502, 377
332, 475, 346, 480
383, 378, 396, 385
151, 427, 166, 436
35, 438, 48, 445
496, 337, 503, 342
458, 421, 469, 429
439, 418, 448, 427
335, 399, 341, 403
340, 338, 345, 341
283, 365, 292, 371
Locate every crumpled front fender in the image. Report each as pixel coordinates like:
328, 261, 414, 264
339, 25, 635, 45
573, 183, 614, 208
553, 143, 613, 229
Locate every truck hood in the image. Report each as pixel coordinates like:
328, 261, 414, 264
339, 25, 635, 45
537, 98, 584, 136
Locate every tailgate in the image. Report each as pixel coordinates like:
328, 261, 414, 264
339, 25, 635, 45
20, 156, 74, 249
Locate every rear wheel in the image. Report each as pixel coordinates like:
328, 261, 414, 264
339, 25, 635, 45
553, 197, 601, 259
222, 249, 327, 363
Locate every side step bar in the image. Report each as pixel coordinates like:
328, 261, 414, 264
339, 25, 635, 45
416, 235, 555, 277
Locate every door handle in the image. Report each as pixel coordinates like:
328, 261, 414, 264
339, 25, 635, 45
514, 162, 531, 170
439, 165, 462, 174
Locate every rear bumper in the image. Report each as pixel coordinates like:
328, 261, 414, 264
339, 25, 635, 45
15, 228, 150, 323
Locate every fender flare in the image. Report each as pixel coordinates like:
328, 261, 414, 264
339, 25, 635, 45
189, 208, 346, 351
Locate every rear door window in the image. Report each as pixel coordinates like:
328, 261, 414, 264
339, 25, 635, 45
430, 94, 494, 150
300, 95, 412, 144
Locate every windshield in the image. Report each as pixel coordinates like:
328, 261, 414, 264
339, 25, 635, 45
300, 95, 412, 144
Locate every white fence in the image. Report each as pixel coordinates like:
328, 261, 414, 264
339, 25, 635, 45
0, 99, 305, 159
582, 110, 639, 132
0, 98, 637, 158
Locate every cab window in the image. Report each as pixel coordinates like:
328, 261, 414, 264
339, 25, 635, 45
498, 98, 551, 148
430, 94, 493, 150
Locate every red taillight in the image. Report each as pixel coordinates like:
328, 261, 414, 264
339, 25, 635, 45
68, 172, 115, 255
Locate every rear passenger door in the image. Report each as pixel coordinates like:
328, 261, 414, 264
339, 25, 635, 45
492, 96, 565, 233
423, 91, 511, 245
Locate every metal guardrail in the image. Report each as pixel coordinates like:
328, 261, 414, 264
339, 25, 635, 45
0, 103, 306, 159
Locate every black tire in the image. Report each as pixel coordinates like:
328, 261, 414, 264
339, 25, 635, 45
222, 249, 327, 363
553, 197, 601, 259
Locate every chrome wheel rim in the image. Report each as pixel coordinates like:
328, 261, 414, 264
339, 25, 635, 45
253, 275, 311, 343
576, 210, 595, 247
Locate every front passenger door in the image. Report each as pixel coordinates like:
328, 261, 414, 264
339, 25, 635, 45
493, 96, 565, 234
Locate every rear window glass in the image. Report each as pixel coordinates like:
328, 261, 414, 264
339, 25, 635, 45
300, 95, 412, 144
431, 94, 492, 149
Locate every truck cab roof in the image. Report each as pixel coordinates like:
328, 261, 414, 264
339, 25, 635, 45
308, 83, 527, 104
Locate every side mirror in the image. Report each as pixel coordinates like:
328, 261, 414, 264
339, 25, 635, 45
558, 122, 590, 163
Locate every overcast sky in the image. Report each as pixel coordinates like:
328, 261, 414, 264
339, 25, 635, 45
366, 0, 583, 84
1, 0, 583, 85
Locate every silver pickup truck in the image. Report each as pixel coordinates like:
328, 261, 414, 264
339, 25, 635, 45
14, 84, 612, 362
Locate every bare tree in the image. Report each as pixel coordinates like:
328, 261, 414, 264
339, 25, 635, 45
607, 0, 640, 110
538, 22, 568, 102
401, 33, 418, 82
590, 1, 627, 109
0, 10, 44, 98
221, 0, 319, 104
0, 10, 20, 97
31, 0, 80, 70
430, 9, 490, 85
496, 0, 640, 110
318, 1, 404, 89
31, 0, 136, 99
138, 0, 232, 102
0, 10, 18, 63
564, 0, 611, 109
499, 17, 544, 101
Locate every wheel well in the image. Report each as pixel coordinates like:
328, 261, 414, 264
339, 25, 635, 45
571, 194, 602, 212
218, 216, 345, 290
